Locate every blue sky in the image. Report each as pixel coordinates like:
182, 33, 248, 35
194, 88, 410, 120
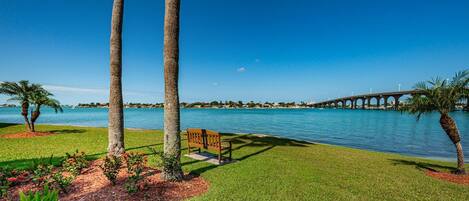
0, 0, 468, 105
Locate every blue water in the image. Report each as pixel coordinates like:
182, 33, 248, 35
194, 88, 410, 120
1, 107, 468, 160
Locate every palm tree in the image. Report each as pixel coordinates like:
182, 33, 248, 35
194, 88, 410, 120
108, 0, 125, 156
29, 89, 63, 132
0, 80, 42, 132
404, 70, 469, 174
162, 0, 184, 181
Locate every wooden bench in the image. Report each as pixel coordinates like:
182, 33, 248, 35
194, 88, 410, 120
186, 128, 232, 163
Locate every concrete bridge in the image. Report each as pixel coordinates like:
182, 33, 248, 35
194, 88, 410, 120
314, 90, 469, 110
312, 90, 420, 110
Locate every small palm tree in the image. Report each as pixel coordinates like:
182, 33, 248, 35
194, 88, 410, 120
404, 70, 469, 174
29, 89, 63, 132
0, 80, 43, 131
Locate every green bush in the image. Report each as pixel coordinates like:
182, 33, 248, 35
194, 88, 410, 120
150, 148, 179, 177
32, 165, 53, 187
50, 170, 73, 193
0, 167, 30, 198
123, 152, 146, 176
0, 167, 13, 197
122, 152, 147, 194
31, 155, 55, 170
19, 184, 58, 201
62, 150, 88, 176
123, 176, 139, 194
100, 155, 122, 185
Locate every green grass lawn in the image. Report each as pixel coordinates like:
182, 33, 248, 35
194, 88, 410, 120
1, 122, 468, 200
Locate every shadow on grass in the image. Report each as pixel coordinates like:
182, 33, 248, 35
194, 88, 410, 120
389, 159, 457, 172
184, 133, 314, 175
49, 129, 87, 134
0, 122, 18, 129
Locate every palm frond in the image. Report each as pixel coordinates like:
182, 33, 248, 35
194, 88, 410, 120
450, 70, 469, 87
402, 95, 434, 120
45, 98, 63, 113
405, 70, 468, 117
29, 87, 63, 113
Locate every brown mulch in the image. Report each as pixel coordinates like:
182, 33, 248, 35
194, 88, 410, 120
0, 132, 54, 139
5, 160, 209, 201
426, 170, 469, 185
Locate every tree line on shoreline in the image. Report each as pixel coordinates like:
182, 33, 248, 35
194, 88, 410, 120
2, 100, 466, 110
76, 101, 314, 109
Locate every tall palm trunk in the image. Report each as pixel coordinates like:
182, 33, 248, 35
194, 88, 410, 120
108, 0, 125, 156
440, 113, 466, 174
30, 105, 41, 132
162, 0, 183, 181
21, 101, 32, 132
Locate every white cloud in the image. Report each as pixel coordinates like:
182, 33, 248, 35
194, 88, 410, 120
43, 85, 107, 94
43, 84, 162, 96
0, 83, 163, 105
237, 67, 246, 73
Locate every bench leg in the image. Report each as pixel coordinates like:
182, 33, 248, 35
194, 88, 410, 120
188, 145, 191, 155
198, 148, 201, 153
218, 151, 222, 164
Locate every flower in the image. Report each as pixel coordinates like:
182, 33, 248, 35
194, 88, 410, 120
6, 177, 17, 183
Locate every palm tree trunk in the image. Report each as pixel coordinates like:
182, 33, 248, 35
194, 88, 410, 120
440, 113, 466, 174
30, 105, 41, 132
162, 0, 183, 181
108, 0, 125, 156
21, 101, 32, 132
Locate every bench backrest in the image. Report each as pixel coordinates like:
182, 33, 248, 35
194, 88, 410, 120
186, 128, 221, 150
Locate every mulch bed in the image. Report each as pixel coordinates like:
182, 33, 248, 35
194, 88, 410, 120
426, 170, 469, 185
0, 132, 54, 139
4, 160, 209, 201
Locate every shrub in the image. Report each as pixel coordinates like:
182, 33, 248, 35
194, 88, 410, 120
8, 171, 30, 184
19, 184, 58, 201
150, 148, 179, 177
63, 150, 88, 176
50, 170, 73, 193
122, 152, 147, 194
0, 167, 12, 198
31, 155, 55, 170
123, 176, 139, 194
32, 165, 53, 186
100, 155, 122, 185
122, 152, 147, 176
0, 167, 31, 198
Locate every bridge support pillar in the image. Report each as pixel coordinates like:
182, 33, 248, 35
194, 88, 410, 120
342, 100, 346, 109
393, 95, 402, 110
367, 98, 371, 109
361, 98, 365, 109
383, 96, 389, 110
376, 97, 380, 109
